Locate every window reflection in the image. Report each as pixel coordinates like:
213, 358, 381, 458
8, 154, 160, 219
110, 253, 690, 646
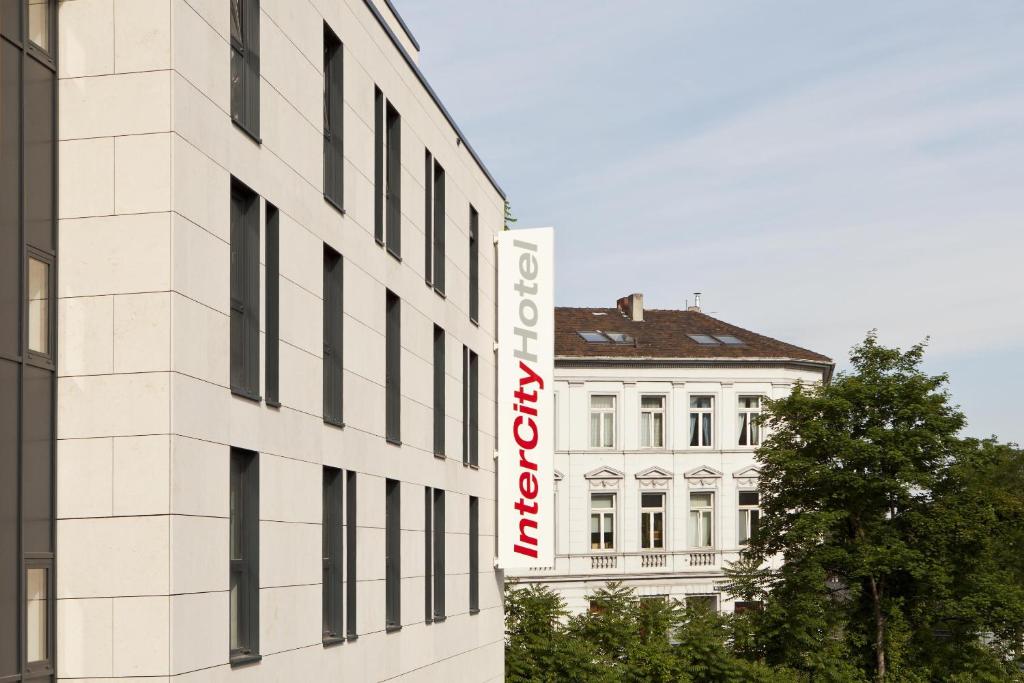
27, 256, 48, 355
26, 567, 48, 662
27, 0, 49, 51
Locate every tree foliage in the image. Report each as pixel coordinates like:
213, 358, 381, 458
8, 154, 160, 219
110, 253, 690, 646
506, 333, 1024, 682
741, 332, 1024, 681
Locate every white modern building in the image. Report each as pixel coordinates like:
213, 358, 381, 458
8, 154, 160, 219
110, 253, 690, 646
3, 0, 506, 681
507, 294, 832, 614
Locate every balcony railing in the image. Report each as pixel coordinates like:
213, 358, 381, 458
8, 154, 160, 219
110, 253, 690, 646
640, 553, 667, 568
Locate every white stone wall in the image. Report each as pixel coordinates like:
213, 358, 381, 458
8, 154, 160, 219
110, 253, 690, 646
56, 0, 504, 680
508, 363, 826, 615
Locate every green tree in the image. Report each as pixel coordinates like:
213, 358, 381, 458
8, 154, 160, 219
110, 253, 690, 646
504, 581, 610, 682
744, 332, 1024, 681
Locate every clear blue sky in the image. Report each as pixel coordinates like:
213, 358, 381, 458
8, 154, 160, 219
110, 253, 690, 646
397, 0, 1024, 444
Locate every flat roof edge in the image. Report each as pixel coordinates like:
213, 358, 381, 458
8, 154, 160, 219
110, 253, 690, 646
380, 0, 421, 51
361, 0, 507, 201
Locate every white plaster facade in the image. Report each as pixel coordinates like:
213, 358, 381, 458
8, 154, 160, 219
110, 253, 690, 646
507, 307, 831, 615
54, 0, 504, 681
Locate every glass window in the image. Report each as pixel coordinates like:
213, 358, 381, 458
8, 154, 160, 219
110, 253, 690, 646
639, 395, 665, 448
589, 395, 615, 448
686, 594, 718, 612
689, 492, 713, 548
26, 566, 47, 663
590, 493, 615, 550
27, 256, 49, 355
687, 334, 719, 345
27, 0, 49, 51
578, 331, 609, 343
689, 396, 714, 447
714, 335, 744, 345
738, 491, 760, 545
640, 492, 665, 550
737, 395, 762, 446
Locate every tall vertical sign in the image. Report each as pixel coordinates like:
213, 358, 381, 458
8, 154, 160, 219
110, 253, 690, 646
497, 228, 554, 568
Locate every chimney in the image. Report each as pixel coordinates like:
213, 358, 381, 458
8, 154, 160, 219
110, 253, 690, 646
616, 293, 644, 321
687, 292, 702, 312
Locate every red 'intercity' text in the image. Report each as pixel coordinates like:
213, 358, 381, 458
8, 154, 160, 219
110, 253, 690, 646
512, 360, 544, 558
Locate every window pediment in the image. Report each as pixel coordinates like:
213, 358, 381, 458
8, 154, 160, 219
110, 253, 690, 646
684, 466, 722, 488
635, 465, 672, 489
584, 465, 624, 490
732, 465, 761, 487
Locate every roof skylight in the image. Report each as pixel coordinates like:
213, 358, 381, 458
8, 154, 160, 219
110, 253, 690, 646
714, 335, 744, 345
687, 334, 720, 345
579, 331, 634, 345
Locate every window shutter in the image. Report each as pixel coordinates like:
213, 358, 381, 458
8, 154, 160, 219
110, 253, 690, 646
433, 326, 444, 456
244, 195, 260, 395
385, 105, 401, 255
374, 87, 384, 244
243, 0, 260, 138
423, 150, 432, 284
229, 188, 245, 392
433, 164, 445, 294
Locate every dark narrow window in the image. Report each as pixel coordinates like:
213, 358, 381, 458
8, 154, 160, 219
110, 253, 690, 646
230, 179, 260, 401
469, 205, 479, 323
433, 325, 445, 457
230, 448, 259, 663
230, 0, 260, 140
432, 488, 445, 621
385, 102, 401, 258
323, 467, 343, 643
462, 346, 469, 465
385, 479, 401, 631
373, 86, 384, 245
385, 290, 400, 444
432, 162, 445, 295
345, 471, 358, 639
265, 204, 279, 406
424, 150, 433, 285
463, 349, 479, 467
323, 24, 343, 210
469, 496, 479, 614
323, 246, 343, 426
423, 488, 432, 623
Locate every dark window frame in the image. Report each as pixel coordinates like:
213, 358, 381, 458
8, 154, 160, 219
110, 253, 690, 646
423, 149, 432, 286
432, 325, 444, 457
264, 204, 279, 407
468, 205, 479, 324
384, 102, 401, 259
432, 161, 445, 296
229, 179, 260, 402
385, 290, 401, 444
423, 487, 432, 624
229, 448, 260, 665
230, 0, 261, 142
345, 471, 358, 640
24, 246, 53, 368
373, 86, 384, 245
322, 467, 343, 644
23, 558, 54, 675
469, 496, 479, 614
463, 348, 479, 467
385, 479, 401, 631
323, 246, 344, 427
431, 488, 445, 622
322, 23, 344, 212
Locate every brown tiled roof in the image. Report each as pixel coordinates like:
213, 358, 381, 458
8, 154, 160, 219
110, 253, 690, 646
555, 307, 832, 364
